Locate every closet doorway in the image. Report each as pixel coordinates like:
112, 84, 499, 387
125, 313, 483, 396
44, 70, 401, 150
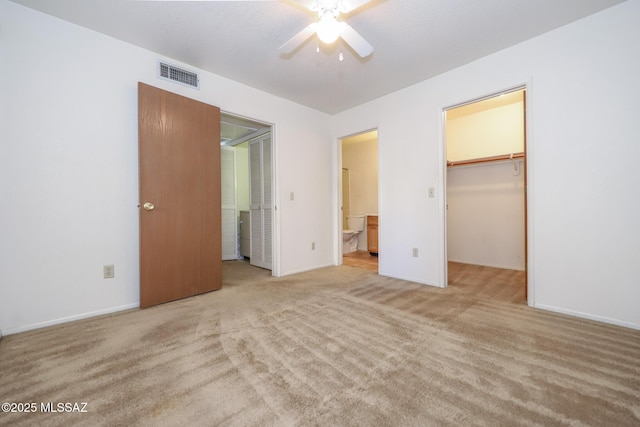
220, 113, 274, 272
339, 130, 379, 272
444, 88, 527, 301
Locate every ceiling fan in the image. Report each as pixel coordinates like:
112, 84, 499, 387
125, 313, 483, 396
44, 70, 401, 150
280, 0, 374, 58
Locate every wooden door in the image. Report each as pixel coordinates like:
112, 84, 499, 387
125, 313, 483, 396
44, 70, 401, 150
138, 82, 222, 308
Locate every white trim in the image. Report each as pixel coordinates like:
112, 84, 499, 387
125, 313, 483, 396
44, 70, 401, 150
444, 85, 526, 111
283, 263, 334, 276
2, 303, 139, 336
438, 108, 448, 288
334, 136, 347, 265
446, 259, 526, 271
381, 273, 444, 289
524, 78, 535, 307
534, 304, 640, 331
336, 137, 344, 266
271, 125, 280, 277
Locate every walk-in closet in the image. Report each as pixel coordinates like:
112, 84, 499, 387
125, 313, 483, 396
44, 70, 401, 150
445, 89, 527, 292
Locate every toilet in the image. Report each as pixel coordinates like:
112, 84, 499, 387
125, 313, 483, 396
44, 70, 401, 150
342, 215, 365, 254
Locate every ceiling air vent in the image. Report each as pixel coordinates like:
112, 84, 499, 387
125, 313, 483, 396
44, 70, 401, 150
158, 61, 199, 89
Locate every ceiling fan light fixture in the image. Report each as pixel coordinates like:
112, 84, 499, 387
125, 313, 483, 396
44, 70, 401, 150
279, 0, 373, 58
316, 13, 343, 44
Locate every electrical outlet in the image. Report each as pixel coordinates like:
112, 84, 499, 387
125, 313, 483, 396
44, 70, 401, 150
311, 242, 316, 250
103, 264, 115, 279
412, 248, 419, 258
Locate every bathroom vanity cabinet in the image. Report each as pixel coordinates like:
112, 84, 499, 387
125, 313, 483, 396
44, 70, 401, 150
367, 215, 378, 256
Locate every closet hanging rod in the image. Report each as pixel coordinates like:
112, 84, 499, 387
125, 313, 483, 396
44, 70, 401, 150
447, 152, 524, 167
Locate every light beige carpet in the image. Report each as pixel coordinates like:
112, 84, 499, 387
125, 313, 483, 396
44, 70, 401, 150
1, 261, 639, 426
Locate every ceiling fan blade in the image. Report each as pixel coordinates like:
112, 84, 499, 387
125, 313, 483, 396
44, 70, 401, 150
340, 0, 372, 13
288, 0, 373, 14
341, 24, 373, 57
279, 24, 317, 54
287, 0, 318, 12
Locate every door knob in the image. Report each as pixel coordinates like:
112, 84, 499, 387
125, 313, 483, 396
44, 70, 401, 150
143, 202, 155, 211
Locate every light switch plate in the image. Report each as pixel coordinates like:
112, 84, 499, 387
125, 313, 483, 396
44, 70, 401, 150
103, 264, 114, 279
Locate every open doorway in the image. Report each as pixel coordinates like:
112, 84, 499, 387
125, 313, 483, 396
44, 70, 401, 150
339, 130, 379, 272
443, 88, 527, 302
220, 113, 275, 273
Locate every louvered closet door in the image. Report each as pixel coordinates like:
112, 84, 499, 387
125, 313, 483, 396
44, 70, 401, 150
249, 133, 272, 270
262, 136, 272, 268
221, 146, 237, 260
249, 139, 263, 267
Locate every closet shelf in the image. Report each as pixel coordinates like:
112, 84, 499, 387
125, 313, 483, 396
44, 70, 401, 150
447, 152, 524, 167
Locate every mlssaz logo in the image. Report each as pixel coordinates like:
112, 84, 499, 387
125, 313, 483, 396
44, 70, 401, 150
40, 402, 88, 413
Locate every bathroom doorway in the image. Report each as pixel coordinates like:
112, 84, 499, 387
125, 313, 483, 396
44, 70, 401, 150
339, 129, 379, 272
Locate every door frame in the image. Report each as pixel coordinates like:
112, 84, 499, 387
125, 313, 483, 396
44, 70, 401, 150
220, 111, 278, 276
440, 83, 533, 305
336, 128, 379, 265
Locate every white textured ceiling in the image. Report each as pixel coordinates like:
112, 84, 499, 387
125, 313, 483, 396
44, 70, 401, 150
11, 0, 626, 114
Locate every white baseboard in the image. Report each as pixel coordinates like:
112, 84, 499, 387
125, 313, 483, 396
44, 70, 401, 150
447, 258, 525, 271
2, 303, 139, 336
282, 263, 334, 276
379, 271, 443, 288
534, 304, 640, 331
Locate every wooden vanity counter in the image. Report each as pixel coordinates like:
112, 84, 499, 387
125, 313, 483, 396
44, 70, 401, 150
367, 215, 378, 256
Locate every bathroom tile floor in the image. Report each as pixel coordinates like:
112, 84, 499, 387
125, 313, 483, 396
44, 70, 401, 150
343, 250, 378, 272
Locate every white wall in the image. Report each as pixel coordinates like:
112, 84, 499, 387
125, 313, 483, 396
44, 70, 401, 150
0, 0, 333, 334
331, 1, 640, 329
447, 161, 525, 270
447, 101, 525, 162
